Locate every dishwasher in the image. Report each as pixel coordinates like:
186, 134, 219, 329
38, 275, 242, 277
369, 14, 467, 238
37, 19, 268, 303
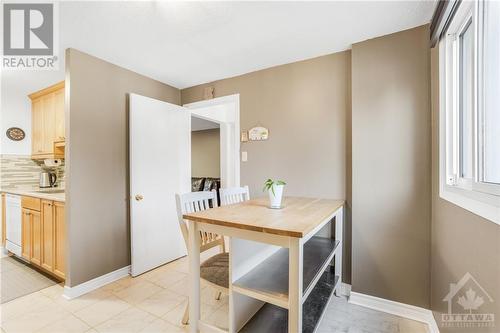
5, 194, 22, 257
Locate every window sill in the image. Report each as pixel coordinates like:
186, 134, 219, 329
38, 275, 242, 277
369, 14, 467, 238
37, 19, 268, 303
440, 184, 500, 226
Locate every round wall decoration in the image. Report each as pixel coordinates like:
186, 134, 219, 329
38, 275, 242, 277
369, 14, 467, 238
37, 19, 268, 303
6, 127, 25, 141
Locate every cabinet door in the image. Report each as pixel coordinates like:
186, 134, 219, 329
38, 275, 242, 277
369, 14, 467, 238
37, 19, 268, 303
2, 194, 5, 247
54, 88, 65, 141
53, 202, 65, 279
41, 200, 54, 271
21, 209, 31, 260
31, 210, 41, 266
42, 93, 56, 154
32, 98, 44, 155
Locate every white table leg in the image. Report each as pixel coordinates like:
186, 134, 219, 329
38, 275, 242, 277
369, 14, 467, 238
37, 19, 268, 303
335, 207, 343, 296
228, 236, 235, 333
188, 221, 200, 333
288, 237, 303, 333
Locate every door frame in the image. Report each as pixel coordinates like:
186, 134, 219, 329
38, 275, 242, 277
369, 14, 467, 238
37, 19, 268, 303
184, 94, 240, 188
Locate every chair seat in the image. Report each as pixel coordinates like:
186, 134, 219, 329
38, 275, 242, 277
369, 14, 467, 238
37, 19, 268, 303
200, 252, 229, 289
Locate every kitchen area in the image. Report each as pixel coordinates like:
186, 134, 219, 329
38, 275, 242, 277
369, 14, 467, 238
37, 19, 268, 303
1, 81, 66, 302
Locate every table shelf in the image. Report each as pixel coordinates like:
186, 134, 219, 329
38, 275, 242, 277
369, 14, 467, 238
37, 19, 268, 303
233, 236, 340, 308
238, 266, 339, 333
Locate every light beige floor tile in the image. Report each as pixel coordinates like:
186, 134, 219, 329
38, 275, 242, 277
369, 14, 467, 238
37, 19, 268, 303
1, 292, 54, 321
36, 313, 90, 333
39, 283, 64, 300
2, 299, 68, 332
138, 318, 187, 333
162, 299, 220, 328
94, 307, 156, 333
166, 277, 206, 297
136, 289, 186, 317
200, 286, 227, 306
149, 269, 187, 288
113, 280, 163, 304
54, 289, 112, 313
165, 258, 188, 274
74, 295, 131, 327
204, 303, 229, 331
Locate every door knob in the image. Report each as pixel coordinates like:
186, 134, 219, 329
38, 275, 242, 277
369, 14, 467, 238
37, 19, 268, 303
135, 194, 144, 201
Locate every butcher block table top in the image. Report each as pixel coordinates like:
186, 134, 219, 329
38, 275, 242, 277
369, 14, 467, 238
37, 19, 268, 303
183, 196, 344, 238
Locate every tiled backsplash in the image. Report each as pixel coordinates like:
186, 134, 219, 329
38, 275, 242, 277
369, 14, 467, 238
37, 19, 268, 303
0, 155, 65, 190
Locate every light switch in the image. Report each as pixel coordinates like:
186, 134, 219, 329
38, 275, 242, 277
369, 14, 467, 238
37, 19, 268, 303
242, 151, 248, 162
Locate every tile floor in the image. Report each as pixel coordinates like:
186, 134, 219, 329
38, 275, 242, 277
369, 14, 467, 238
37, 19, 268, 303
0, 255, 429, 333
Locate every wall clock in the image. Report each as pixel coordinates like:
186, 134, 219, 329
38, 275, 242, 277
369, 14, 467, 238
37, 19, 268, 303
6, 127, 25, 141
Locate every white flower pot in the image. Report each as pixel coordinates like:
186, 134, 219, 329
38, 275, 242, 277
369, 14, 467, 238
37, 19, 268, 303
268, 184, 284, 209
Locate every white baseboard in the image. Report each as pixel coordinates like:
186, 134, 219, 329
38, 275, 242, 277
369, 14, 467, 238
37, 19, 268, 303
349, 291, 439, 333
63, 265, 130, 300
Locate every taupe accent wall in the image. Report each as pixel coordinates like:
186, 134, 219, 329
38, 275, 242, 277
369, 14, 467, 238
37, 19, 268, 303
192, 129, 221, 178
430, 47, 500, 331
182, 52, 352, 282
66, 49, 180, 287
351, 26, 431, 308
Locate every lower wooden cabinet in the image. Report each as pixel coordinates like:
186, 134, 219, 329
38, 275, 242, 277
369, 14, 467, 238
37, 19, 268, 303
53, 201, 65, 279
41, 200, 54, 272
21, 197, 65, 280
31, 210, 42, 266
21, 208, 32, 260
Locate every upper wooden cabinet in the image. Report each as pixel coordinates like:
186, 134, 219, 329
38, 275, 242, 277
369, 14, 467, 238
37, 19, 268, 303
29, 81, 65, 160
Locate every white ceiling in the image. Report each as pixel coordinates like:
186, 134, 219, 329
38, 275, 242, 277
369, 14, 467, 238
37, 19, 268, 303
56, 1, 436, 89
192, 116, 219, 132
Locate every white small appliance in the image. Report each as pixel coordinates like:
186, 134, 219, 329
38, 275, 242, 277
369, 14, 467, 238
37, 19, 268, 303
5, 194, 21, 256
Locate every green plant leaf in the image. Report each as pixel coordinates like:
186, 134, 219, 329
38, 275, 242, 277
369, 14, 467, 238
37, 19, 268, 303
276, 180, 286, 185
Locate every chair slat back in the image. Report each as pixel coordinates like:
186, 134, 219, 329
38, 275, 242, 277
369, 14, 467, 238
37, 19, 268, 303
175, 190, 222, 252
220, 186, 250, 206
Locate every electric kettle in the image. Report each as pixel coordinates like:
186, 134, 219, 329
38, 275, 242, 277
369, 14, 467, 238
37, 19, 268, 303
39, 171, 57, 188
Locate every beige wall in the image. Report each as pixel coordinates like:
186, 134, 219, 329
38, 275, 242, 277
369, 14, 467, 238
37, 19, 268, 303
430, 47, 500, 331
66, 49, 180, 287
351, 26, 431, 308
182, 52, 352, 282
192, 129, 221, 178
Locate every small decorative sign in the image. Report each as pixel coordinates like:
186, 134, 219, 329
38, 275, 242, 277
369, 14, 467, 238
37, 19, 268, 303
248, 126, 269, 141
6, 127, 25, 141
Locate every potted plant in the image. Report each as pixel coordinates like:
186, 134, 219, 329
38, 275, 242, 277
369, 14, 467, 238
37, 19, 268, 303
263, 179, 286, 209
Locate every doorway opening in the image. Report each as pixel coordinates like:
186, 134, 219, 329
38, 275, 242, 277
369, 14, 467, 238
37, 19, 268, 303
185, 94, 240, 189
191, 116, 221, 196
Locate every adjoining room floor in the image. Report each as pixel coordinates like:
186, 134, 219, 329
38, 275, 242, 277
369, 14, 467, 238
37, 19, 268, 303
1, 255, 58, 304
0, 255, 428, 333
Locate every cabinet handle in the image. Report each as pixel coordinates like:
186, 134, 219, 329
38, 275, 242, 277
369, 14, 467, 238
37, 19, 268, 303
135, 194, 144, 201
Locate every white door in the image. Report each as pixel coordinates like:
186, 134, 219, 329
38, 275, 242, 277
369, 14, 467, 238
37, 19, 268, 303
129, 94, 191, 276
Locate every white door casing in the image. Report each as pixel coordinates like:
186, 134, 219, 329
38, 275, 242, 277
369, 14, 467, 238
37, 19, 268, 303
129, 94, 191, 276
184, 94, 240, 188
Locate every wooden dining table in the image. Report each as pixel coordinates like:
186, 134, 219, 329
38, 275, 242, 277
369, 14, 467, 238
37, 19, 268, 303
183, 196, 344, 333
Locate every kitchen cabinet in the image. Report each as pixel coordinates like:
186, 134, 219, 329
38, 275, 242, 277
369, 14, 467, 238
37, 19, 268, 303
1, 193, 5, 247
21, 208, 32, 260
29, 81, 65, 159
20, 196, 65, 280
21, 208, 41, 263
41, 200, 54, 272
53, 201, 65, 279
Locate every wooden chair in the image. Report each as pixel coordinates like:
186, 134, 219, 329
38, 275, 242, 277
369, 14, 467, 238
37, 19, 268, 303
175, 190, 227, 325
219, 185, 250, 205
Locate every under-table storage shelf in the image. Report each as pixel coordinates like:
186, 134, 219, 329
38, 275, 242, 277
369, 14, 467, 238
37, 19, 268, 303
233, 236, 340, 308
239, 266, 339, 333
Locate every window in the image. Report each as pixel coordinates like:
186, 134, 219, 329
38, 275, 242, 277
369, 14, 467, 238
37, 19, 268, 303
440, 0, 500, 224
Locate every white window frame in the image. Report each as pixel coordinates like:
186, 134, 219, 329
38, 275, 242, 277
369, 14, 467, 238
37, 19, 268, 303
439, 0, 500, 225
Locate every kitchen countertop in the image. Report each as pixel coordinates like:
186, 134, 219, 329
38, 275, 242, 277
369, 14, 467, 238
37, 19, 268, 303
1, 188, 65, 202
